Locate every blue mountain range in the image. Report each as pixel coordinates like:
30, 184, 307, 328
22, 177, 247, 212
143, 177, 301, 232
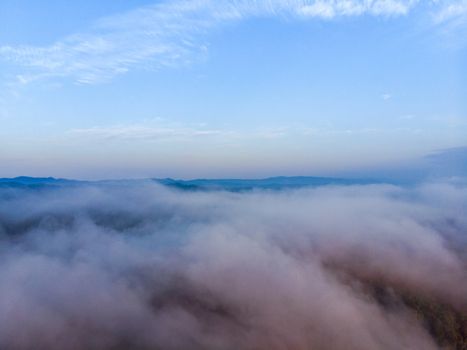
0, 176, 383, 191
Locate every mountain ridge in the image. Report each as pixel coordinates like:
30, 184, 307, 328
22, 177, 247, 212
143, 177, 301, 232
0, 175, 385, 191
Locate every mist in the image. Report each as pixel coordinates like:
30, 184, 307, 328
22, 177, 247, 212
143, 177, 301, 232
0, 181, 465, 350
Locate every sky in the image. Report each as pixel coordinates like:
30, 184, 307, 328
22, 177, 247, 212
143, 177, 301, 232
0, 0, 466, 180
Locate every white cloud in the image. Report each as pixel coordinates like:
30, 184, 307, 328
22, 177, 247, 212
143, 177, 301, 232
68, 122, 428, 145
68, 122, 291, 142
434, 0, 467, 23
0, 0, 419, 84
381, 93, 392, 100
399, 113, 416, 120
298, 0, 416, 17
70, 124, 225, 141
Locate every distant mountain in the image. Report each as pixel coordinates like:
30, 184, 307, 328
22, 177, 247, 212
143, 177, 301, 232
154, 176, 381, 191
0, 176, 83, 189
0, 176, 384, 191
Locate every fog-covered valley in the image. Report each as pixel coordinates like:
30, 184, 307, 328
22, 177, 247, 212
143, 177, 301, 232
0, 179, 465, 349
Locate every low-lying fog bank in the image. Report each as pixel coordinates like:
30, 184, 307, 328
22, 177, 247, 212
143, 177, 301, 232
0, 180, 465, 350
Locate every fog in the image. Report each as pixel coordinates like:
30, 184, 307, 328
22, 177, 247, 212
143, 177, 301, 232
0, 181, 465, 350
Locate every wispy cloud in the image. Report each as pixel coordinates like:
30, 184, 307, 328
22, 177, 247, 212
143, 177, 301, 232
298, 0, 415, 18
433, 0, 467, 23
68, 122, 290, 142
69, 121, 427, 144
0, 0, 420, 84
70, 124, 226, 141
381, 93, 392, 100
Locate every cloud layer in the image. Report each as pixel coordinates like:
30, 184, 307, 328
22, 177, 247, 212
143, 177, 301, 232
0, 181, 465, 349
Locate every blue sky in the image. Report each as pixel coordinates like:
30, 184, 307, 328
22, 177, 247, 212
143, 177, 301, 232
0, 0, 466, 179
